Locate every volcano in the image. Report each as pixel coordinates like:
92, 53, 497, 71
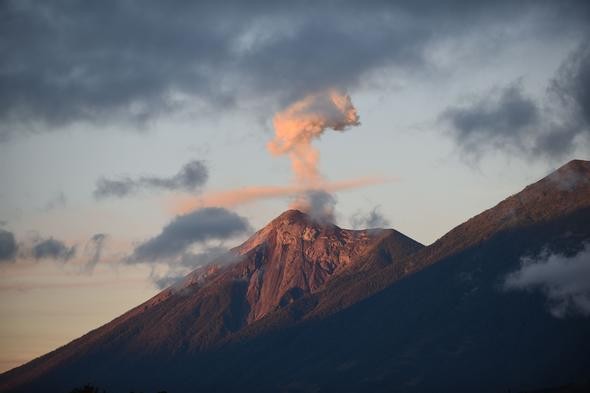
1, 160, 590, 393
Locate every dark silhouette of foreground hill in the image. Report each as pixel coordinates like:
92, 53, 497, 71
67, 380, 590, 393
68, 385, 168, 393
1, 160, 590, 393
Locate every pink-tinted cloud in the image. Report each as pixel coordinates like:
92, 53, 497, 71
169, 176, 390, 214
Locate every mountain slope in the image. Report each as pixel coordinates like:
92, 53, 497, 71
0, 210, 423, 392
216, 159, 590, 392
210, 197, 590, 393
1, 160, 589, 393
301, 159, 590, 319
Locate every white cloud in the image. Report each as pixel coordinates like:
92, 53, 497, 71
504, 244, 590, 318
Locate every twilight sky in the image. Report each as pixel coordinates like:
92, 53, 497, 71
1, 0, 589, 372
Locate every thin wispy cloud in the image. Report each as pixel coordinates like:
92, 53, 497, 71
94, 160, 208, 199
42, 192, 67, 212
170, 176, 389, 213
350, 206, 390, 229
82, 233, 108, 273
149, 246, 236, 290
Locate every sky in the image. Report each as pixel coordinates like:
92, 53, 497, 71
1, 0, 590, 372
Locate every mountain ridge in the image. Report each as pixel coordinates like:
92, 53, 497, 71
290, 159, 590, 320
1, 159, 589, 392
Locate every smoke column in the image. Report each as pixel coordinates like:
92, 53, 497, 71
170, 90, 381, 222
268, 89, 360, 187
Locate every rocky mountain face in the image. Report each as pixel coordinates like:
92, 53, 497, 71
1, 160, 590, 393
0, 208, 423, 392
146, 209, 424, 328
237, 210, 424, 321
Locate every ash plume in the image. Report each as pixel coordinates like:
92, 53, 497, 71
267, 89, 360, 219
268, 89, 360, 186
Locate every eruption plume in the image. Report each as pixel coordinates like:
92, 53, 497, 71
170, 90, 375, 221
268, 89, 360, 186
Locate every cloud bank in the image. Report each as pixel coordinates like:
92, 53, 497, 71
504, 245, 590, 318
94, 160, 208, 199
441, 81, 540, 159
441, 43, 590, 161
2, 1, 588, 140
130, 207, 250, 262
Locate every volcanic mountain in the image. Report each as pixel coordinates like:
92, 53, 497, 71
0, 209, 424, 392
1, 160, 590, 393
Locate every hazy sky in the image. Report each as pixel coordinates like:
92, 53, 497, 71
1, 0, 589, 372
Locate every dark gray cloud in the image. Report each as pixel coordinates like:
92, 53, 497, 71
94, 160, 208, 199
82, 233, 108, 273
551, 43, 590, 126
504, 245, 590, 318
32, 238, 76, 261
535, 42, 590, 157
0, 229, 18, 262
130, 207, 249, 262
441, 82, 540, 159
441, 43, 590, 161
350, 206, 390, 229
1, 1, 589, 140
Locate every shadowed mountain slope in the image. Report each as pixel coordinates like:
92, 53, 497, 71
1, 160, 589, 392
300, 159, 590, 319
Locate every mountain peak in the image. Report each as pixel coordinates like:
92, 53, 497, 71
268, 208, 338, 228
404, 158, 590, 276
237, 209, 334, 256
228, 208, 422, 321
545, 159, 590, 191
270, 208, 310, 226
560, 158, 590, 170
